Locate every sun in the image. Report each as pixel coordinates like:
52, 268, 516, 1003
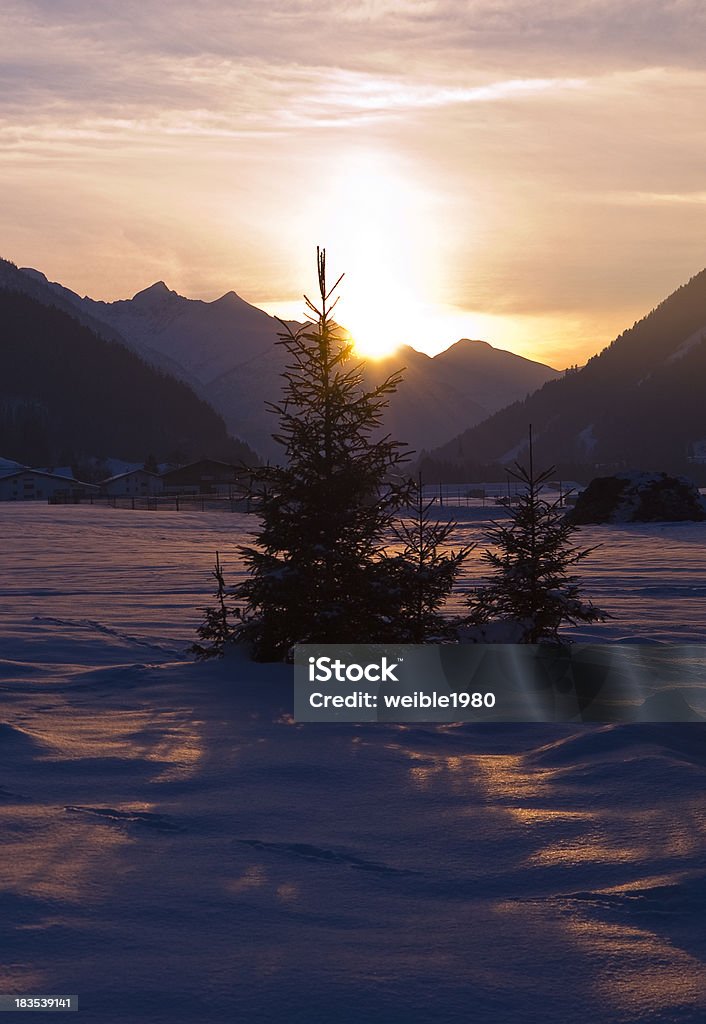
338, 279, 420, 360
312, 150, 441, 360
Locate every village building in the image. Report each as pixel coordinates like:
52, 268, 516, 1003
160, 459, 244, 496
0, 457, 28, 477
100, 469, 164, 497
0, 469, 98, 502
36, 466, 75, 480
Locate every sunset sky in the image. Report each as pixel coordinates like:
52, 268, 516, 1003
1, 1, 704, 364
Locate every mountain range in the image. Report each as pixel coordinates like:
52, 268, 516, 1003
4, 255, 705, 480
424, 268, 706, 480
0, 261, 258, 469
12, 265, 560, 460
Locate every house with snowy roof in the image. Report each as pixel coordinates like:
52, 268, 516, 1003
36, 466, 75, 480
100, 469, 163, 497
0, 469, 98, 502
0, 457, 27, 478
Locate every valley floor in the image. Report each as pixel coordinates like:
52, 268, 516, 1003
1, 506, 705, 1023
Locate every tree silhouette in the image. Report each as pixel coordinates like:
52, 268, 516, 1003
466, 427, 607, 643
190, 552, 241, 659
232, 248, 411, 660
391, 475, 473, 641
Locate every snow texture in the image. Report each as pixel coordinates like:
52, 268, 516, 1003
0, 456, 27, 477
665, 324, 706, 364
577, 423, 597, 454
1, 505, 705, 1023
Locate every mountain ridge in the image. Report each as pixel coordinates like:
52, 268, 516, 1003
6, 259, 561, 459
424, 267, 706, 479
0, 261, 259, 468
15, 267, 558, 459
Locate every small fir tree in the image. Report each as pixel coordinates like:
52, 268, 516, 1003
191, 552, 241, 659
232, 248, 411, 660
466, 428, 607, 643
392, 475, 474, 641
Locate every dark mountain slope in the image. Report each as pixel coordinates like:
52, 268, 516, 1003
0, 288, 258, 467
363, 339, 559, 455
427, 268, 706, 476
14, 263, 559, 459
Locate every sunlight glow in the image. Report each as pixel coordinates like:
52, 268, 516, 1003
314, 151, 442, 359
260, 150, 574, 365
263, 296, 565, 365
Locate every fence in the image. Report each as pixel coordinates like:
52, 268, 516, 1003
50, 483, 585, 513
49, 494, 252, 513
420, 482, 580, 509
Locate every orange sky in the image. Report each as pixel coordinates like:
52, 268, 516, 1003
1, 2, 704, 366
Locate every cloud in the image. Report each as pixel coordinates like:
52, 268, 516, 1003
3, 0, 706, 76
598, 191, 706, 206
0, 1, 701, 128
288, 70, 585, 119
0, 30, 588, 146
0, 0, 704, 365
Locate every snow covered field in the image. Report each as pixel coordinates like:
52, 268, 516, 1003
1, 505, 705, 1023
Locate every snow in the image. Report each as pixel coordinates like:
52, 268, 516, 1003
499, 436, 529, 464
35, 465, 74, 479
101, 457, 150, 477
0, 456, 27, 477
1, 505, 705, 1022
577, 423, 597, 454
665, 324, 706, 364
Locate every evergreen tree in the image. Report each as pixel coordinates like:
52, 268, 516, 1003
391, 475, 473, 641
191, 552, 241, 659
466, 428, 607, 643
233, 248, 411, 660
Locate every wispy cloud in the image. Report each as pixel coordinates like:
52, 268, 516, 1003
598, 191, 706, 206
282, 71, 586, 126
0, 48, 588, 146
